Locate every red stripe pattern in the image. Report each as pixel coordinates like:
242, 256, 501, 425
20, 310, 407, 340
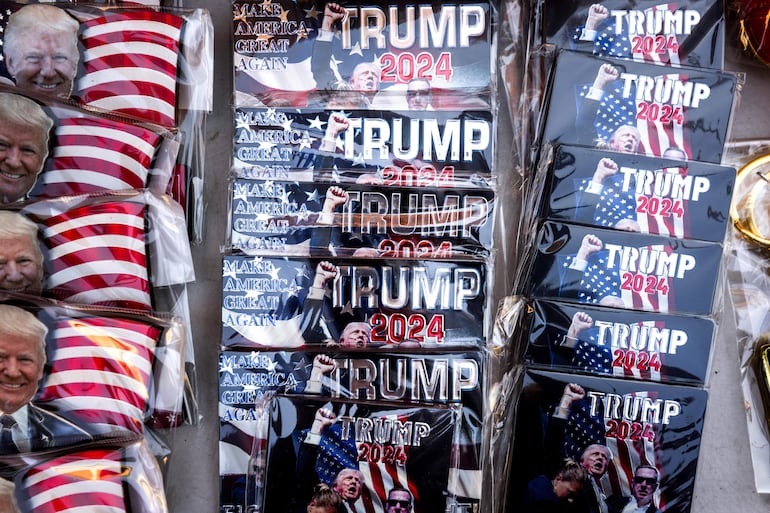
77, 11, 184, 127
37, 115, 162, 197
18, 448, 126, 513
37, 201, 152, 311
35, 317, 160, 434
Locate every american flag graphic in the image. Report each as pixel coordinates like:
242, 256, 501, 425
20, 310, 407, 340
35, 316, 160, 434
77, 10, 184, 128
586, 169, 690, 239
36, 114, 163, 198
564, 251, 622, 305
618, 244, 673, 313
15, 438, 168, 513
18, 448, 128, 513
573, 323, 664, 381
29, 200, 152, 311
564, 393, 661, 505
578, 72, 691, 159
634, 167, 691, 239
590, 3, 682, 66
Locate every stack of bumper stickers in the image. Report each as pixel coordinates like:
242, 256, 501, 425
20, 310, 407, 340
0, 2, 213, 512
493, 1, 739, 513
221, 1, 498, 512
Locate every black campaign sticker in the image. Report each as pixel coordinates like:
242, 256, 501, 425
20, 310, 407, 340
232, 108, 494, 182
528, 221, 723, 315
509, 369, 707, 513
543, 144, 735, 242
221, 255, 487, 349
540, 0, 725, 69
232, 0, 493, 108
523, 298, 715, 385
539, 50, 736, 164
229, 178, 495, 257
261, 395, 461, 513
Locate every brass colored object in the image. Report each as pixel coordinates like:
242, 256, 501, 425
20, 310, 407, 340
732, 154, 770, 247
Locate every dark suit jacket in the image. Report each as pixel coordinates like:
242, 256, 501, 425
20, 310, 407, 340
25, 404, 93, 452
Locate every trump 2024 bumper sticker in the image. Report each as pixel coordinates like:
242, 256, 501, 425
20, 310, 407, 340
539, 50, 736, 163
232, 108, 494, 183
523, 298, 715, 385
260, 395, 459, 513
219, 349, 483, 512
508, 369, 707, 513
542, 144, 735, 242
540, 0, 725, 69
232, 0, 493, 108
228, 178, 495, 257
527, 221, 723, 315
221, 255, 487, 349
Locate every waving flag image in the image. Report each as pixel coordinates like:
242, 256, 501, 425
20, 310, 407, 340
262, 395, 458, 513
26, 200, 152, 311
35, 316, 161, 434
76, 10, 184, 127
509, 369, 708, 513
34, 113, 164, 198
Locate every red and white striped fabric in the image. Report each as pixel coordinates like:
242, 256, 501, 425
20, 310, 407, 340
15, 438, 168, 513
77, 11, 184, 128
19, 448, 127, 513
37, 201, 152, 311
35, 316, 160, 434
38, 115, 162, 197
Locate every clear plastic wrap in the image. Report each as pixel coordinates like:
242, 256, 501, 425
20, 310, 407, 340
723, 140, 770, 493
219, 349, 484, 512
0, 84, 180, 202
220, 254, 489, 350
231, 0, 495, 111
0, 433, 168, 513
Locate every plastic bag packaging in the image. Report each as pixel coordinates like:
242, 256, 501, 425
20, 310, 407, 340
722, 139, 770, 492
0, 433, 168, 513
506, 367, 708, 513
16, 189, 194, 306
0, 1, 214, 244
231, 0, 496, 111
220, 254, 490, 350
0, 293, 188, 437
231, 106, 496, 187
249, 393, 463, 513
219, 348, 485, 512
531, 0, 727, 70
481, 295, 527, 513
0, 84, 180, 202
225, 176, 497, 258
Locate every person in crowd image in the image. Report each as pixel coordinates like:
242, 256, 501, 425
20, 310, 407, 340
0, 211, 44, 295
605, 465, 660, 513
406, 78, 433, 111
0, 93, 54, 204
337, 322, 371, 348
545, 383, 613, 513
3, 4, 80, 99
306, 483, 346, 513
385, 487, 413, 513
523, 458, 590, 513
0, 305, 91, 454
